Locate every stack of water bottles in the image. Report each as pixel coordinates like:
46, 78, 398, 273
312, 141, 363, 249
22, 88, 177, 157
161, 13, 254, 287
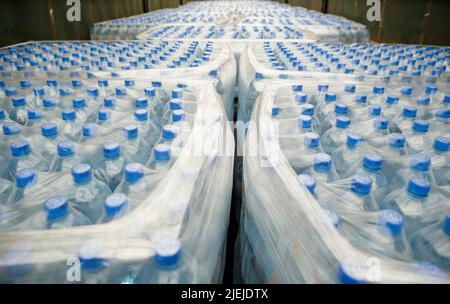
238, 42, 449, 122
0, 40, 237, 120
0, 39, 235, 283
239, 79, 449, 283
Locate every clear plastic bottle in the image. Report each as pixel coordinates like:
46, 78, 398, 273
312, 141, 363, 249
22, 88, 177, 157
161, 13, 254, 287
98, 193, 128, 223
49, 140, 84, 172
303, 153, 338, 182
95, 142, 125, 191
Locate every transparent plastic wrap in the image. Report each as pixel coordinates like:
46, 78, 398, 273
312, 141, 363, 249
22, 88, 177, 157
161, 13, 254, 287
237, 80, 450, 283
0, 77, 234, 283
238, 42, 449, 122
0, 40, 237, 120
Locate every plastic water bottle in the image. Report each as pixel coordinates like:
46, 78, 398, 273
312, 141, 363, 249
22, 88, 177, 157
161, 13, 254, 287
406, 120, 432, 154
5, 168, 38, 205
351, 153, 388, 203
390, 154, 436, 192
424, 137, 449, 186
49, 140, 83, 172
120, 124, 150, 164
332, 133, 366, 178
68, 163, 111, 223
303, 153, 338, 182
59, 109, 82, 140
19, 195, 91, 230
411, 213, 450, 271
297, 115, 314, 133
9, 96, 28, 125
147, 143, 173, 172
133, 109, 160, 148
98, 193, 128, 223
321, 116, 351, 154
24, 108, 44, 127
429, 108, 449, 138
353, 104, 381, 124
364, 117, 390, 149
390, 106, 417, 134
382, 95, 402, 120
135, 237, 194, 283
382, 177, 445, 235
94, 142, 125, 191
8, 139, 49, 179
30, 123, 60, 161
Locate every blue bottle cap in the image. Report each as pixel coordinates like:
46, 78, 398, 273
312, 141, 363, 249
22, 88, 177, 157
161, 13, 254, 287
407, 176, 431, 197
433, 137, 450, 152
82, 123, 97, 138
151, 81, 161, 87
443, 213, 450, 236
369, 105, 381, 116
345, 85, 356, 93
169, 98, 182, 110
355, 94, 367, 103
104, 193, 128, 217
363, 153, 383, 171
410, 154, 431, 171
123, 124, 138, 139
98, 79, 108, 87
15, 168, 37, 188
313, 153, 332, 172
325, 93, 337, 102
154, 144, 171, 161
172, 109, 185, 122
172, 88, 183, 99
412, 120, 429, 133
73, 97, 87, 108
298, 115, 311, 129
103, 97, 115, 107
20, 81, 31, 88
11, 140, 31, 157
87, 88, 99, 97
12, 97, 26, 107
435, 108, 450, 119
5, 87, 17, 96
0, 108, 5, 120
402, 106, 417, 118
124, 163, 144, 183
59, 87, 72, 96
134, 109, 148, 121
41, 123, 57, 138
71, 163, 92, 184
401, 86, 412, 95
154, 237, 181, 268
351, 173, 372, 195
372, 86, 384, 94
43, 97, 56, 108
416, 97, 430, 105
144, 87, 156, 97
33, 87, 45, 96
271, 105, 280, 116
318, 84, 328, 92
378, 209, 404, 236
124, 79, 135, 87
443, 95, 450, 105
295, 93, 307, 103
385, 95, 399, 104
57, 140, 75, 157
135, 97, 148, 108
77, 240, 105, 271
304, 133, 320, 148
3, 122, 21, 135
97, 108, 111, 121
61, 109, 76, 121
336, 116, 351, 129
103, 142, 120, 159
115, 87, 126, 97
292, 84, 303, 92
374, 117, 388, 130
389, 133, 406, 148
339, 260, 368, 284
301, 104, 314, 116
27, 108, 41, 120
425, 86, 437, 94
297, 174, 316, 194
162, 124, 178, 140
335, 103, 348, 115
44, 195, 69, 221
71, 80, 83, 88
346, 133, 363, 148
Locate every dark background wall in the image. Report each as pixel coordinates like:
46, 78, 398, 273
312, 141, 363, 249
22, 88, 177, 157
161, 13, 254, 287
0, 0, 448, 47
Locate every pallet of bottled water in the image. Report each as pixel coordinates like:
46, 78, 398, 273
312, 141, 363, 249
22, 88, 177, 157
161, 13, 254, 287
238, 42, 449, 122
0, 49, 235, 282
238, 79, 449, 283
0, 40, 237, 120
